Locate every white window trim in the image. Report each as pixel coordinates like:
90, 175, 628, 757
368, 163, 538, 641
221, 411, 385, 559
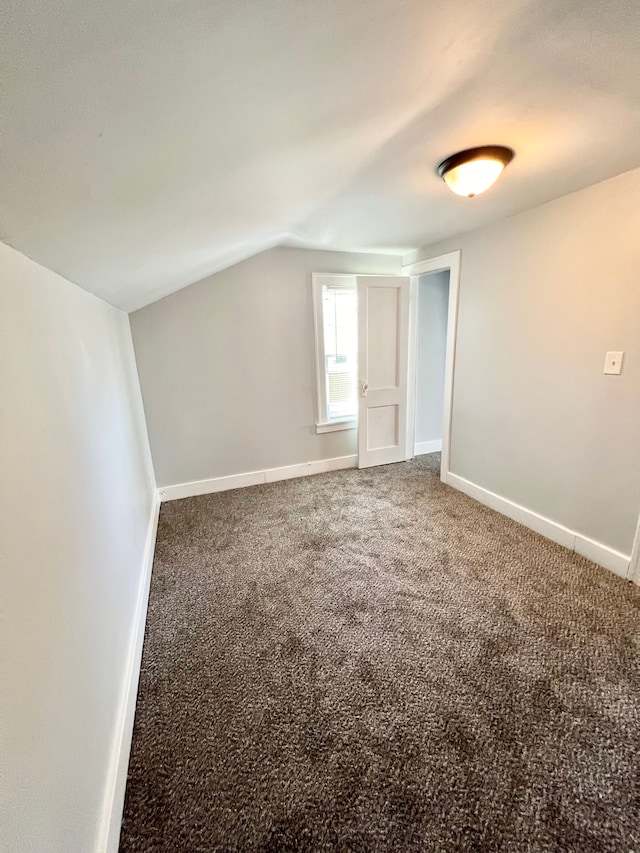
316, 417, 358, 434
312, 273, 359, 433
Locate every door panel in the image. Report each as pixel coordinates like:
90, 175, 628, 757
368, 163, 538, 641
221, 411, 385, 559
367, 287, 399, 388
357, 275, 410, 468
366, 405, 398, 451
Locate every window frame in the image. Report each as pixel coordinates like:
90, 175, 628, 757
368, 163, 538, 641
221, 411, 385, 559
311, 273, 359, 434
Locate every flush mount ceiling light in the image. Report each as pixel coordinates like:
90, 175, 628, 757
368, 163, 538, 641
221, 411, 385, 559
437, 145, 515, 198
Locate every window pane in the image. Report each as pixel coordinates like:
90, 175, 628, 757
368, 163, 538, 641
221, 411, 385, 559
322, 287, 357, 420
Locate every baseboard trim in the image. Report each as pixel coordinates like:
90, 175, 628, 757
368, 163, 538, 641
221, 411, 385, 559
159, 455, 358, 502
446, 473, 630, 579
573, 533, 630, 579
100, 494, 160, 853
414, 440, 442, 456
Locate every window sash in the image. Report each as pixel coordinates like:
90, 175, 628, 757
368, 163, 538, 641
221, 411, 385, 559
312, 274, 359, 427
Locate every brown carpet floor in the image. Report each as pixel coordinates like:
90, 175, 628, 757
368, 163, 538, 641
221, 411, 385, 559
120, 454, 640, 852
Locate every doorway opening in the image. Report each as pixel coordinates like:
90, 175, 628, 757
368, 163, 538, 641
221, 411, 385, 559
404, 251, 461, 484
313, 259, 459, 478
414, 270, 450, 474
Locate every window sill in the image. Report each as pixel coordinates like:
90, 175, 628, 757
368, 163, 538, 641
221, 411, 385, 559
316, 418, 358, 434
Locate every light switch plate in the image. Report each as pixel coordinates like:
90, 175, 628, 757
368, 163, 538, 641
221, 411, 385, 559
604, 351, 624, 375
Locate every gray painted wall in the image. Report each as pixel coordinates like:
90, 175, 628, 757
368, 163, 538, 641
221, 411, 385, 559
0, 243, 156, 853
415, 271, 449, 445
411, 167, 640, 556
130, 247, 401, 487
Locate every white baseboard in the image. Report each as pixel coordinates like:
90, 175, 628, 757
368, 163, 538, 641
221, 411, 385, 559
446, 473, 631, 579
414, 440, 442, 456
159, 455, 358, 502
573, 533, 630, 579
99, 495, 160, 853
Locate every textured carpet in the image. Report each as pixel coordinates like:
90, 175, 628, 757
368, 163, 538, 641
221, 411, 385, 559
120, 455, 640, 852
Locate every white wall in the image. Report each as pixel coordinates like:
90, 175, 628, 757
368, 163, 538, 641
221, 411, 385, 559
410, 167, 640, 557
130, 246, 401, 487
415, 271, 449, 448
0, 244, 156, 853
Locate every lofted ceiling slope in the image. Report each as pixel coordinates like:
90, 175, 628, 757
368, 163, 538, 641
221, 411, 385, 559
1, 0, 639, 310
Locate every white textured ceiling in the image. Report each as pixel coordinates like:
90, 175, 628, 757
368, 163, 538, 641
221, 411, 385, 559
1, 0, 639, 310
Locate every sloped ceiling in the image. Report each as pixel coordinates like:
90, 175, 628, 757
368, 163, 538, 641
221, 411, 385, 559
1, 0, 639, 310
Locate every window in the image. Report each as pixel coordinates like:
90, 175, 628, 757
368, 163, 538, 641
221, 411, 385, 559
312, 274, 358, 433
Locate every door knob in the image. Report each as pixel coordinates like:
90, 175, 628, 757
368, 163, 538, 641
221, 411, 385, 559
361, 381, 369, 397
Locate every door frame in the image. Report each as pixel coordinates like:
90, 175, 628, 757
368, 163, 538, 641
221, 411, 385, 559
629, 514, 640, 584
402, 250, 461, 485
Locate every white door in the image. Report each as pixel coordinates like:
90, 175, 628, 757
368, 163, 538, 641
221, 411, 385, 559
357, 275, 410, 468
